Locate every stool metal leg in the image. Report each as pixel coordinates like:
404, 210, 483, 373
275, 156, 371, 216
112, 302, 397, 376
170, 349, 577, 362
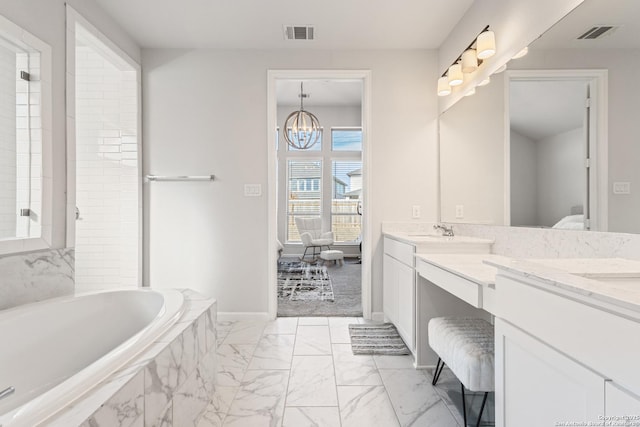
432, 358, 445, 386
475, 392, 489, 427
460, 384, 489, 427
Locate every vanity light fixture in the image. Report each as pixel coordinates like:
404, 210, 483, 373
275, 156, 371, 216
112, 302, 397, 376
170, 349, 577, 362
448, 63, 464, 86
437, 26, 495, 97
476, 30, 496, 59
461, 49, 478, 73
512, 46, 529, 59
438, 76, 452, 96
283, 82, 321, 150
478, 76, 491, 87
494, 63, 508, 73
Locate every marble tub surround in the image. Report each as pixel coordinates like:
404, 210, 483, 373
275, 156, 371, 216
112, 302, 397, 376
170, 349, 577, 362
486, 257, 640, 317
42, 289, 217, 427
201, 316, 476, 427
0, 248, 74, 310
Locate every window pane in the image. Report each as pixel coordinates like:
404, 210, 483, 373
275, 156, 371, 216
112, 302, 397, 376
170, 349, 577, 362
332, 129, 362, 151
332, 161, 362, 243
286, 128, 322, 151
288, 160, 322, 242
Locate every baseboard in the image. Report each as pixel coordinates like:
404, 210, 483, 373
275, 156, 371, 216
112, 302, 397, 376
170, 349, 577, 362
217, 312, 271, 322
414, 363, 436, 370
371, 311, 385, 322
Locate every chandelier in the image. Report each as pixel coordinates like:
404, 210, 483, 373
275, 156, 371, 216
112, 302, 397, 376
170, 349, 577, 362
283, 82, 321, 150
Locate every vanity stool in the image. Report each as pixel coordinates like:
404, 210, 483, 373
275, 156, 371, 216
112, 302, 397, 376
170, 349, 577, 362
320, 249, 344, 266
428, 317, 494, 427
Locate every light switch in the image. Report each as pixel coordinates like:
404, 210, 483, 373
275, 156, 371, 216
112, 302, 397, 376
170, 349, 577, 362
412, 205, 421, 219
244, 184, 262, 197
455, 205, 464, 219
613, 182, 631, 195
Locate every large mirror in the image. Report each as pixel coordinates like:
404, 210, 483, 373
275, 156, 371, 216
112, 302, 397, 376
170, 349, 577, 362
439, 0, 640, 234
0, 14, 52, 254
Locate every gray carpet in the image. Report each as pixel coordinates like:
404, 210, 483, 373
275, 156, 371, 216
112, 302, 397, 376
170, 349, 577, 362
277, 257, 362, 317
348, 323, 410, 355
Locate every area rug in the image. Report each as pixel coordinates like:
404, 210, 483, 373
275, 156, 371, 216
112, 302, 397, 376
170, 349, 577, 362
348, 323, 410, 355
277, 261, 335, 302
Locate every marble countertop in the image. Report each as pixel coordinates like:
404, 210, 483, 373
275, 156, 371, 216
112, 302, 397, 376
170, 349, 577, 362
485, 257, 640, 314
415, 253, 510, 286
383, 231, 494, 246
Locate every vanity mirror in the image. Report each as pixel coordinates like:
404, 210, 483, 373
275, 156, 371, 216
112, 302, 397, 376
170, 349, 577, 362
439, 0, 640, 234
0, 14, 52, 254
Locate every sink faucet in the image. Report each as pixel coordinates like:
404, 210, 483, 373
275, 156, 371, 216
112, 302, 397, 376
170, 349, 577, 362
433, 224, 454, 237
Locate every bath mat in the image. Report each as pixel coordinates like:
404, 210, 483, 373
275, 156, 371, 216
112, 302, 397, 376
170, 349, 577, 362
348, 323, 410, 355
277, 261, 335, 302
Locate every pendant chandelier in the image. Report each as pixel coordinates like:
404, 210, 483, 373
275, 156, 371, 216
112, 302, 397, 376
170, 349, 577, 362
283, 82, 321, 150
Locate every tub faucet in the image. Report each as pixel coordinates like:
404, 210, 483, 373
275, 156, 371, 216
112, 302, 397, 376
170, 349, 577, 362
0, 386, 15, 401
433, 224, 454, 237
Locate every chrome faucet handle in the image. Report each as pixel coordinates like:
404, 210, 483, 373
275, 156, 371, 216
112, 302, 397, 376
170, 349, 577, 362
0, 386, 15, 401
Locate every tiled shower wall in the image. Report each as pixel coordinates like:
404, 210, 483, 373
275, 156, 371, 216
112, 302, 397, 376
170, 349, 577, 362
0, 44, 16, 238
74, 43, 138, 290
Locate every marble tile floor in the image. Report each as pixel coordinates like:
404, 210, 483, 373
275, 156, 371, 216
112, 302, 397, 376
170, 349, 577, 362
198, 317, 494, 427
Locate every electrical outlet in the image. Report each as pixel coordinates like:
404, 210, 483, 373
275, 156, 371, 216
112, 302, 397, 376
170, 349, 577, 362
455, 205, 464, 219
412, 205, 421, 219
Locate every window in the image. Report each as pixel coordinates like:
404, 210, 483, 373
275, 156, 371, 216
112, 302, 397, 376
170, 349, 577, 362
332, 128, 362, 151
287, 160, 321, 242
332, 161, 362, 243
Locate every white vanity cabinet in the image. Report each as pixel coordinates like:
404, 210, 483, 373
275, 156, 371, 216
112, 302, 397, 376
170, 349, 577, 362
383, 237, 416, 351
492, 268, 640, 426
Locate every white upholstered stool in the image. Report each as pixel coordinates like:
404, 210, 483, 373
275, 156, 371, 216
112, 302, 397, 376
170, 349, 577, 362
428, 317, 494, 427
319, 249, 344, 266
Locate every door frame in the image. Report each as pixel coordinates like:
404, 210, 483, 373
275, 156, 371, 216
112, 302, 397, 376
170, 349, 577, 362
267, 69, 372, 319
504, 69, 608, 231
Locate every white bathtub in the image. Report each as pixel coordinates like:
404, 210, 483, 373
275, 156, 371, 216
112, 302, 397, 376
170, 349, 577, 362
0, 289, 185, 426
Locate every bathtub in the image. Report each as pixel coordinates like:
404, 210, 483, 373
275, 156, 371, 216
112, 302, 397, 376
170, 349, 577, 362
0, 288, 185, 426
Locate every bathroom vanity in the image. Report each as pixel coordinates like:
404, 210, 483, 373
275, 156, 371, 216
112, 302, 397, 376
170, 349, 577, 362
382, 231, 493, 362
411, 248, 640, 425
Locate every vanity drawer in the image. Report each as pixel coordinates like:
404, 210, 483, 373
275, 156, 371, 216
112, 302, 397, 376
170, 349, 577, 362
416, 259, 482, 308
384, 237, 415, 267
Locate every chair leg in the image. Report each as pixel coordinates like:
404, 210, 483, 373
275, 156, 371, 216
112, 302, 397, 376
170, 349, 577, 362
476, 392, 489, 427
432, 358, 445, 386
461, 383, 468, 427
460, 384, 489, 427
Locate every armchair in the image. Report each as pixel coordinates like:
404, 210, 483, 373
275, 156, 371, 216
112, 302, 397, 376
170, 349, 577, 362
294, 217, 334, 262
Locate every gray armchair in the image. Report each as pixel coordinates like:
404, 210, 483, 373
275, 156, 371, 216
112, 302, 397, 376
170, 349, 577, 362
294, 217, 334, 262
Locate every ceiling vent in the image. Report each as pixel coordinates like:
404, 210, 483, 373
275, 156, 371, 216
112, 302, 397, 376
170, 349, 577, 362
284, 25, 315, 41
577, 25, 620, 40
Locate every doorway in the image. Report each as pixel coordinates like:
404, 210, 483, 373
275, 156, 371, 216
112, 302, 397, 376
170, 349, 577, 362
67, 9, 141, 291
267, 71, 372, 319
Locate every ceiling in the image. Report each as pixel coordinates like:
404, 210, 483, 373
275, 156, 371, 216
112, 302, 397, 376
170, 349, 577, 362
510, 81, 586, 141
532, 0, 640, 49
277, 80, 362, 107
94, 0, 474, 49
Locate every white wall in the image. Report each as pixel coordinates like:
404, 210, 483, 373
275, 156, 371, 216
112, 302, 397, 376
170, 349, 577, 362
510, 130, 537, 226
536, 127, 583, 227
440, 72, 505, 225
0, 0, 140, 251
513, 48, 640, 233
143, 49, 439, 313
